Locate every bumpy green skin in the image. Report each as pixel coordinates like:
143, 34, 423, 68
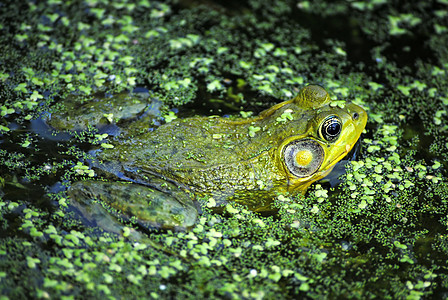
48, 92, 151, 131
59, 85, 367, 228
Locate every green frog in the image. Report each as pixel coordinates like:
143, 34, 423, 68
51, 85, 367, 229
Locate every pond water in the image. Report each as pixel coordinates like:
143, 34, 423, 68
1, 0, 448, 299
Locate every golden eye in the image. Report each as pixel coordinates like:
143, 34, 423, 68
319, 116, 342, 142
283, 139, 324, 177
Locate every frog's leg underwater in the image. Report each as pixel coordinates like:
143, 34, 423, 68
68, 180, 198, 231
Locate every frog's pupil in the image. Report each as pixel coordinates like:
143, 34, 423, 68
321, 116, 342, 142
327, 121, 340, 136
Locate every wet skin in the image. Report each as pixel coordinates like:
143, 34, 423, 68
53, 85, 367, 228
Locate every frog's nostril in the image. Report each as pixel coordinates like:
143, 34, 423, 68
353, 112, 359, 120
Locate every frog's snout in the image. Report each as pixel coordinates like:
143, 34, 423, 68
347, 103, 368, 130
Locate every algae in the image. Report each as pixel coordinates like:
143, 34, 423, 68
1, 0, 448, 299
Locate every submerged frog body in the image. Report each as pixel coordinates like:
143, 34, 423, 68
54, 85, 367, 229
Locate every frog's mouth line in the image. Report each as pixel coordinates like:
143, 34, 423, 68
321, 137, 363, 177
329, 142, 356, 168
315, 139, 362, 187
344, 139, 362, 160
313, 136, 361, 181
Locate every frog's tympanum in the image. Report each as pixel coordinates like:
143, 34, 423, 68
53, 85, 367, 229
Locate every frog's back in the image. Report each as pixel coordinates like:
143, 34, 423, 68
101, 102, 312, 167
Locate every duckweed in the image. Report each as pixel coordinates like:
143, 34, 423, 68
1, 0, 448, 299
248, 126, 261, 137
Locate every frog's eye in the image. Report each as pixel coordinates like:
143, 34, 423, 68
283, 139, 324, 177
319, 116, 342, 142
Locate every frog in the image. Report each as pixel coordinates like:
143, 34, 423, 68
49, 85, 367, 229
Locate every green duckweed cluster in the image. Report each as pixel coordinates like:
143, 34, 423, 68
1, 0, 448, 299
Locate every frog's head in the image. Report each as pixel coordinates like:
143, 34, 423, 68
273, 85, 367, 194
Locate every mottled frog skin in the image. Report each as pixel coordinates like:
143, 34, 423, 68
53, 85, 367, 229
